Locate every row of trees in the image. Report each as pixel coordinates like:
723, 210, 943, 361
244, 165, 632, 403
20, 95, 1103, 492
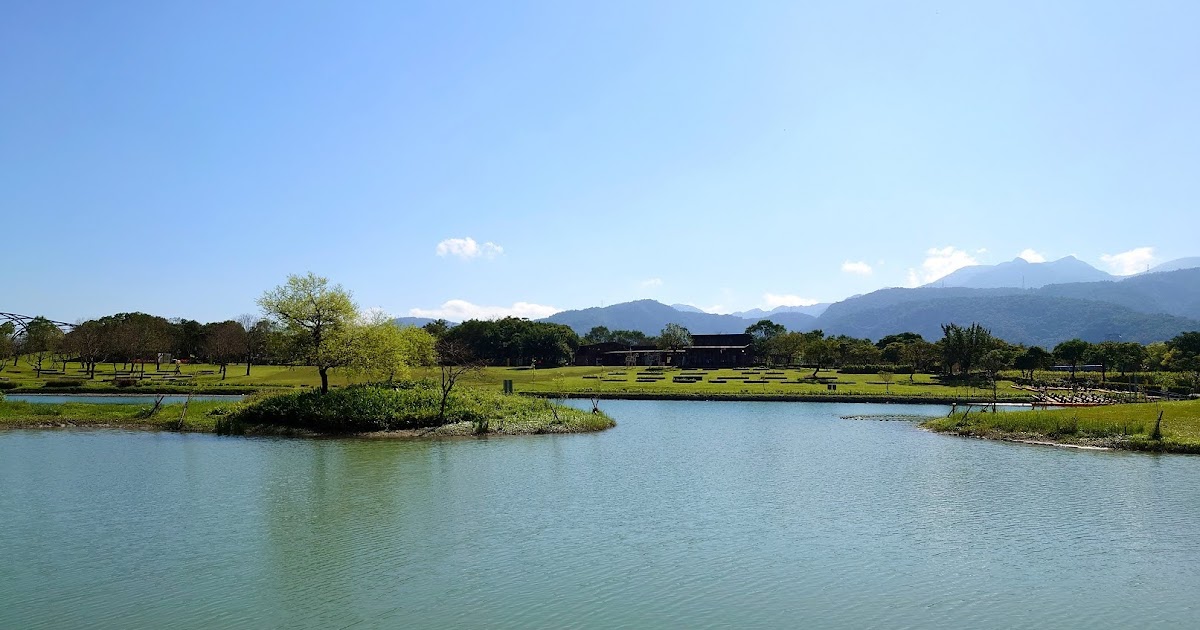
739, 317, 1200, 384
1, 274, 439, 392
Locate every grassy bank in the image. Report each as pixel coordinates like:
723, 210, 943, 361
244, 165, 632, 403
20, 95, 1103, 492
0, 399, 230, 432
921, 399, 1200, 453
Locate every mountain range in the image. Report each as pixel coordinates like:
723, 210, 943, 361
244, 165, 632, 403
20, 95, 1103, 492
399, 257, 1200, 348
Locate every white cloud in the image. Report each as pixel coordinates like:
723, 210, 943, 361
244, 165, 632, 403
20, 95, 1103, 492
907, 246, 979, 285
435, 237, 504, 260
763, 293, 820, 308
905, 269, 921, 288
1017, 248, 1047, 263
841, 260, 873, 275
409, 300, 559, 321
1100, 246, 1157, 275
639, 278, 663, 289
976, 248, 989, 254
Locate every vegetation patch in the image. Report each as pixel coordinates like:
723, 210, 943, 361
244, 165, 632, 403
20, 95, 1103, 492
921, 399, 1200, 454
219, 381, 615, 436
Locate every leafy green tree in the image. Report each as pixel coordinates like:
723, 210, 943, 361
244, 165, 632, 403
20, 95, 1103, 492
610, 330, 649, 346
258, 273, 358, 393
1112, 342, 1147, 378
745, 319, 785, 364
344, 317, 437, 382
901, 339, 938, 382
0, 322, 16, 371
422, 319, 452, 338
22, 316, 64, 377
582, 326, 613, 344
766, 331, 807, 366
875, 332, 924, 350
1013, 346, 1052, 380
803, 333, 835, 378
1053, 338, 1091, 381
1085, 341, 1122, 383
657, 323, 692, 361
939, 323, 996, 376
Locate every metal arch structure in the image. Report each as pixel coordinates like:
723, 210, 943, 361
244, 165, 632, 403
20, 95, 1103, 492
0, 312, 75, 336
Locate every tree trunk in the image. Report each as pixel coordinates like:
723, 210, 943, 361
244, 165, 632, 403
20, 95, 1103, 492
319, 367, 329, 393
245, 359, 251, 377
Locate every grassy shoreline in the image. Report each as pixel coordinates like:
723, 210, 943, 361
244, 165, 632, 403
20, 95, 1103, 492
921, 399, 1200, 454
0, 388, 616, 439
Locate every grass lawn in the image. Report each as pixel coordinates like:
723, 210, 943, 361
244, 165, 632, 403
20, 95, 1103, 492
922, 399, 1200, 453
0, 360, 1032, 401
425, 365, 1032, 401
0, 399, 231, 432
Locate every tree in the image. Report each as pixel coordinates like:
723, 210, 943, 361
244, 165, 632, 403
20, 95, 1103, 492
582, 326, 613, 344
258, 273, 358, 393
1086, 341, 1121, 383
422, 319, 452, 338
1112, 342, 1147, 378
63, 320, 107, 378
203, 321, 246, 380
940, 323, 996, 376
746, 319, 786, 364
22, 317, 64, 377
344, 316, 437, 383
901, 339, 938, 383
236, 314, 270, 376
1013, 346, 1052, 380
657, 323, 691, 364
875, 332, 924, 350
0, 322, 16, 371
979, 348, 1016, 408
804, 335, 835, 378
766, 331, 807, 366
1053, 338, 1091, 381
435, 340, 483, 424
878, 370, 894, 394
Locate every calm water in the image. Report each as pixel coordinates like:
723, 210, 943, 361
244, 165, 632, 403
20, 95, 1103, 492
1, 400, 1198, 629
6, 394, 246, 404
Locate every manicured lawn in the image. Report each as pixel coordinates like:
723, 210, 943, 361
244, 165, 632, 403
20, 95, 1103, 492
2, 360, 1031, 400
0, 399, 231, 432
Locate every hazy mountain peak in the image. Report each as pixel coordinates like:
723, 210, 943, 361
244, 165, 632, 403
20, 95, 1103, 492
925, 256, 1112, 289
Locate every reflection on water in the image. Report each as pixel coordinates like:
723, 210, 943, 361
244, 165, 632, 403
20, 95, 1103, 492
1, 400, 1198, 629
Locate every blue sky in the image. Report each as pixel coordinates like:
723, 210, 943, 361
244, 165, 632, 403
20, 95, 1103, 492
3, 1, 1198, 323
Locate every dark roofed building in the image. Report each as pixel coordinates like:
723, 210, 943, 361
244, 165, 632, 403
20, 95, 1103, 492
682, 333, 754, 368
574, 334, 755, 368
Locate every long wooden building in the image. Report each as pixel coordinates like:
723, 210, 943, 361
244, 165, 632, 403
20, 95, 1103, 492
574, 334, 754, 368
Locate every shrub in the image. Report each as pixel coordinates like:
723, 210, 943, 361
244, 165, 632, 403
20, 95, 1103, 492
839, 364, 915, 375
44, 379, 85, 388
0, 382, 17, 391
114, 378, 138, 388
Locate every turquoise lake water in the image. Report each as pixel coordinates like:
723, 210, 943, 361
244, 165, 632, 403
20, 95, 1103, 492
1, 400, 1197, 628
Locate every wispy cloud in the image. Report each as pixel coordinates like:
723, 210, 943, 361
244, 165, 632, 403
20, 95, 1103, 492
435, 237, 504, 260
907, 246, 979, 286
763, 293, 819, 308
409, 300, 559, 321
1100, 246, 1157, 275
1017, 248, 1047, 263
639, 278, 663, 289
841, 260, 873, 275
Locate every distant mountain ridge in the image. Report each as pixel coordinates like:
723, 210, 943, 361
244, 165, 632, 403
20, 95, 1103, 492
924, 256, 1114, 289
540, 300, 816, 336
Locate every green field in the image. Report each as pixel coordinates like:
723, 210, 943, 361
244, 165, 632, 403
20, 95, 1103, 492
0, 360, 1034, 401
0, 398, 232, 432
922, 399, 1200, 453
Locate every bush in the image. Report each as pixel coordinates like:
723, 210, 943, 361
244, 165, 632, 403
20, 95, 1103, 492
44, 379, 85, 388
114, 378, 138, 388
0, 382, 17, 390
839, 364, 915, 375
